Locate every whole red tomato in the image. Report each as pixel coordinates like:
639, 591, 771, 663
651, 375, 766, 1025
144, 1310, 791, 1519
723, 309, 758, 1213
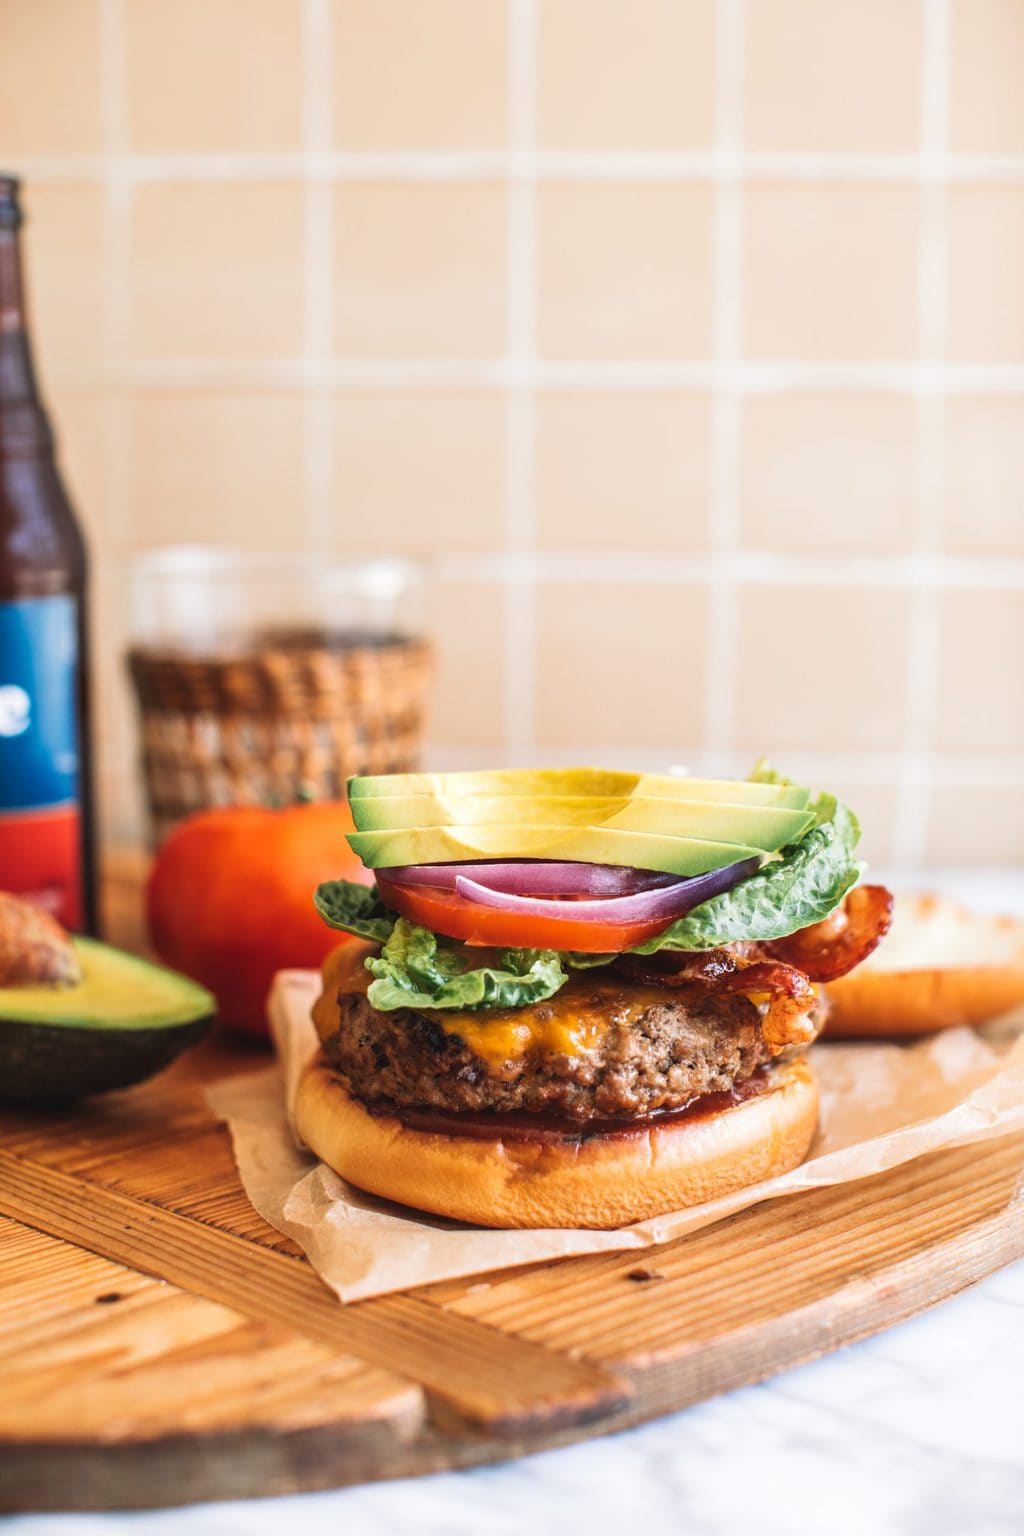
147, 801, 371, 1037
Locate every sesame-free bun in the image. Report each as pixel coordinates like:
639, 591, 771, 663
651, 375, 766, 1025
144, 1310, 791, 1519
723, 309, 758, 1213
825, 892, 1024, 1038
293, 1055, 819, 1230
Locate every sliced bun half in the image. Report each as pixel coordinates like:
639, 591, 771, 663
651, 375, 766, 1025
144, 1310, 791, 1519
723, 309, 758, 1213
825, 892, 1024, 1038
293, 1056, 819, 1230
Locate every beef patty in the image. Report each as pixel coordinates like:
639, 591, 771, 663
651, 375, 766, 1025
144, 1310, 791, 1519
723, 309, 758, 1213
322, 972, 822, 1122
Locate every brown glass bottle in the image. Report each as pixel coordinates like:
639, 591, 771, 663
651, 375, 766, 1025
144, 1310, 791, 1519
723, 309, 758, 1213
0, 176, 96, 933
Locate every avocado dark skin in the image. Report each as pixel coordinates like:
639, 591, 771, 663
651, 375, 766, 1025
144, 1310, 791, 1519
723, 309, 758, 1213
0, 1014, 211, 1105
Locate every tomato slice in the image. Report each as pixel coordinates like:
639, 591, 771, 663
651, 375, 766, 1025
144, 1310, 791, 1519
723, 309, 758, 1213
376, 873, 671, 953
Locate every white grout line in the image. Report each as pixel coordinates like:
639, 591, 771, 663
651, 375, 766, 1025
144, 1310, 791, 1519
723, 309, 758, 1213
14, 150, 1024, 186
433, 548, 1024, 588
502, 0, 538, 764
42, 357, 1024, 396
96, 0, 141, 843
302, 0, 334, 551
703, 0, 745, 771
894, 0, 951, 867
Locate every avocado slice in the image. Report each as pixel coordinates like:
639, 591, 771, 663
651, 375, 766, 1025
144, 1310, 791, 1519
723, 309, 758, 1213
347, 824, 766, 875
0, 938, 215, 1105
349, 767, 811, 811
350, 793, 813, 847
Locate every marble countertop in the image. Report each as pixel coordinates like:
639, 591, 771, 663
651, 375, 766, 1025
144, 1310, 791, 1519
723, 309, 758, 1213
8, 871, 1024, 1536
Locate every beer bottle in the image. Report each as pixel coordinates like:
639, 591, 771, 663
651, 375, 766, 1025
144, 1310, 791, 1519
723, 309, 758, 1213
0, 176, 96, 932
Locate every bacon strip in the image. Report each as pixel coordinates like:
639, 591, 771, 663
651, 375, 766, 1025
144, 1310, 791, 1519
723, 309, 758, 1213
711, 960, 820, 1051
762, 885, 893, 982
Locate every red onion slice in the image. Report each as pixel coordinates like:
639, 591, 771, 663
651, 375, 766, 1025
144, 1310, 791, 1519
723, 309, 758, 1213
452, 857, 760, 926
379, 861, 680, 898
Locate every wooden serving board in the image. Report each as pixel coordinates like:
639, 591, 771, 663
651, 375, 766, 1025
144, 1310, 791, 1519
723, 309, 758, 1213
1, 860, 1022, 1511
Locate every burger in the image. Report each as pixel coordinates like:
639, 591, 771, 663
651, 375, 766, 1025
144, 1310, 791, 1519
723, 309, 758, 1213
298, 764, 892, 1229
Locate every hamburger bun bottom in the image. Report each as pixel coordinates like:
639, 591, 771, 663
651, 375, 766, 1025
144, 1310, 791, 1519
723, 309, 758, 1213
293, 1055, 819, 1230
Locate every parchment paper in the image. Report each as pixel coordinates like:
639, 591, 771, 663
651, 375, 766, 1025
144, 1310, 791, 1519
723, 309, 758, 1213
206, 969, 1024, 1302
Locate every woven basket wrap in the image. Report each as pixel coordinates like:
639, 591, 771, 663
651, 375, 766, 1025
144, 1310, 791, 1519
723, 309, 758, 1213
128, 635, 432, 843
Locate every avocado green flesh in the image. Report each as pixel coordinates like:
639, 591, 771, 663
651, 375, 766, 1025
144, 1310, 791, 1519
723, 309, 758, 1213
0, 938, 214, 1031
350, 793, 813, 847
349, 767, 811, 812
0, 939, 215, 1105
348, 824, 765, 875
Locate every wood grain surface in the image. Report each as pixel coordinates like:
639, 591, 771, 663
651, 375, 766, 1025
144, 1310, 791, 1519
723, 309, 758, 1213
0, 854, 1021, 1511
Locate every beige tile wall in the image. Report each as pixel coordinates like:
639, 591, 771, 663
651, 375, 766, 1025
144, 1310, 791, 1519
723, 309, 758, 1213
4, 0, 1023, 868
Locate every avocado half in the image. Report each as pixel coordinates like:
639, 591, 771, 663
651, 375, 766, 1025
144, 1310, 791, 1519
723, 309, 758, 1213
0, 938, 215, 1105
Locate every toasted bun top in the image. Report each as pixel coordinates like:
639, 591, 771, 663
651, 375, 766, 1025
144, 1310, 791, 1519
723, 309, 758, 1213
825, 892, 1024, 1037
293, 1056, 819, 1230
855, 893, 1024, 973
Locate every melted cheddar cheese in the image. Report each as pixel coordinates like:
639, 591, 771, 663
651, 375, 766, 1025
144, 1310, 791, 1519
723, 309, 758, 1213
434, 976, 673, 1068
436, 989, 609, 1070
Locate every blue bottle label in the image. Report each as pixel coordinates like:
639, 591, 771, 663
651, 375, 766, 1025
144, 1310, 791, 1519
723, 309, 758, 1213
0, 594, 83, 926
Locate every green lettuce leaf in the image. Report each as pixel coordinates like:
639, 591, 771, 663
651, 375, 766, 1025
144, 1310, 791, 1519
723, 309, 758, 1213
314, 879, 569, 1010
314, 879, 396, 944
365, 919, 567, 1012
747, 756, 791, 788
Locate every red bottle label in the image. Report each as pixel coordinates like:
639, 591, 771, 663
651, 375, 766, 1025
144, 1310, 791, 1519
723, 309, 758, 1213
0, 804, 81, 926
0, 594, 83, 928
